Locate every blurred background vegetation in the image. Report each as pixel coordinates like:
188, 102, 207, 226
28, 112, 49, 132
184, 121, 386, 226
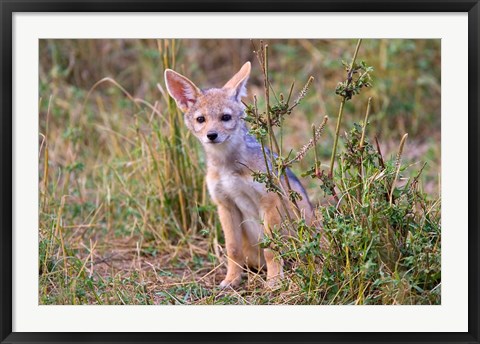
39, 39, 440, 305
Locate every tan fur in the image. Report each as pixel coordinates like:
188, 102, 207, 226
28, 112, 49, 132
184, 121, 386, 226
164, 62, 315, 288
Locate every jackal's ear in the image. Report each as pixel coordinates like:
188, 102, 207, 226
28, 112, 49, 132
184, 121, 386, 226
164, 69, 201, 112
223, 61, 251, 101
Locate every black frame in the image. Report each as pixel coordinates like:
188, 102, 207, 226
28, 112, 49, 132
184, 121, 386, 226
1, 1, 478, 343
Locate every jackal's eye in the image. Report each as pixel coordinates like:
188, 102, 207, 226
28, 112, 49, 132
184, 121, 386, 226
196, 116, 205, 123
221, 114, 232, 121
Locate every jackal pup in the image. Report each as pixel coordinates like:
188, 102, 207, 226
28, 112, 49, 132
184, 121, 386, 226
164, 62, 314, 288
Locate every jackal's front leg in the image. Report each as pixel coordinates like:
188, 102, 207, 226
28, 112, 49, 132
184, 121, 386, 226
262, 199, 285, 288
217, 204, 244, 288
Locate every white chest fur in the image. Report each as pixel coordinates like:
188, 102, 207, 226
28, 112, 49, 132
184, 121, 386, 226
207, 169, 264, 221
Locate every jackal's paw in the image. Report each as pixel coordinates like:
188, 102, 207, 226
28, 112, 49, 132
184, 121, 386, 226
219, 277, 241, 289
265, 276, 283, 290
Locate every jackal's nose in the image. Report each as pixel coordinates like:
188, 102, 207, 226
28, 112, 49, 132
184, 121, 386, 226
207, 132, 218, 141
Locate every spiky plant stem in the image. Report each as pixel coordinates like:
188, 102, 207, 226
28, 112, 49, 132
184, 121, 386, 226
329, 39, 362, 178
